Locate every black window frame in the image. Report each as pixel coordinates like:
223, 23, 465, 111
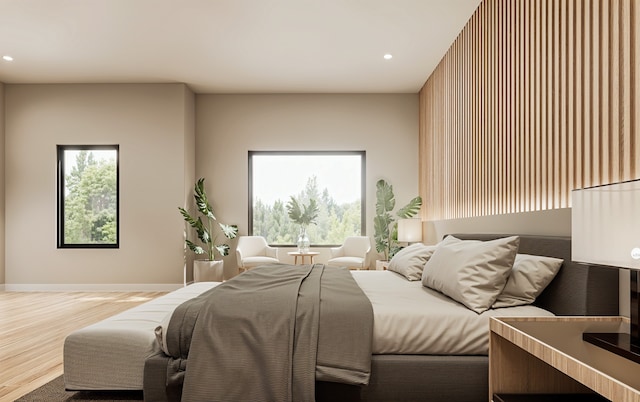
248, 150, 366, 247
57, 144, 120, 249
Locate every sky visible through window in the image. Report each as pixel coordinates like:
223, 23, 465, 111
64, 150, 116, 175
252, 154, 361, 205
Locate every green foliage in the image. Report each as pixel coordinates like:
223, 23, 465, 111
286, 197, 319, 227
179, 178, 238, 260
373, 179, 422, 260
64, 150, 117, 244
253, 176, 361, 244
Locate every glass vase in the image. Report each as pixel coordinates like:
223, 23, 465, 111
297, 227, 310, 253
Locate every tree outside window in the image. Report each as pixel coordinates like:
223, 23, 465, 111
249, 151, 365, 246
57, 145, 119, 248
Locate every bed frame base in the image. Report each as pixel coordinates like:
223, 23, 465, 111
144, 353, 488, 402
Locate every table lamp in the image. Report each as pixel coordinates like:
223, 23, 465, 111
572, 178, 640, 362
397, 218, 423, 244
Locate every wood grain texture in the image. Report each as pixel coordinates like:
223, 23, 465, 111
419, 0, 640, 220
490, 316, 640, 401
0, 291, 165, 402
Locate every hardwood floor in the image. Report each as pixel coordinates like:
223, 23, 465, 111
0, 291, 165, 402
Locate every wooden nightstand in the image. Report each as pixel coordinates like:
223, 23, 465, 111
490, 317, 640, 402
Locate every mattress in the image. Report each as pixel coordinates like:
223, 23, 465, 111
63, 282, 220, 390
155, 271, 554, 357
65, 269, 554, 391
351, 270, 554, 355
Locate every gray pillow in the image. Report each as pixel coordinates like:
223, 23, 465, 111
388, 243, 438, 281
421, 235, 520, 314
492, 253, 563, 308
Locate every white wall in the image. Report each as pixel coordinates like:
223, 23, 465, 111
4, 84, 195, 290
195, 94, 419, 278
0, 82, 4, 286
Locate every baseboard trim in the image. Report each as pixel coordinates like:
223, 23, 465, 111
3, 283, 184, 292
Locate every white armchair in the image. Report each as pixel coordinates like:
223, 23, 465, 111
326, 236, 371, 270
236, 236, 279, 272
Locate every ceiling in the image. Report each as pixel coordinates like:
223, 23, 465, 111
0, 0, 481, 94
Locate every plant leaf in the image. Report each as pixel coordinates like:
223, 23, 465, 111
374, 179, 396, 259
302, 198, 319, 225
185, 239, 205, 254
193, 217, 210, 244
194, 178, 216, 220
375, 179, 395, 216
178, 207, 199, 229
215, 244, 230, 257
286, 196, 319, 226
286, 196, 303, 223
389, 243, 402, 259
219, 223, 238, 239
198, 229, 210, 244
373, 214, 390, 254
396, 196, 422, 218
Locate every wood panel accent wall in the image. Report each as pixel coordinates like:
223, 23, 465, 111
419, 0, 640, 220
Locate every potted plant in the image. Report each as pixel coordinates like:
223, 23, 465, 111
286, 196, 319, 252
373, 179, 422, 267
179, 178, 238, 282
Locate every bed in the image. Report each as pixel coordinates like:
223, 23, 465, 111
64, 234, 619, 401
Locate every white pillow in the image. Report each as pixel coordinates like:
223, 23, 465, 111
421, 235, 520, 314
388, 243, 438, 281
492, 253, 563, 308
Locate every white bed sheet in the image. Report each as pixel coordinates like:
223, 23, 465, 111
351, 270, 554, 355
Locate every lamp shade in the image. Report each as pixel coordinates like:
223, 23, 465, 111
397, 219, 423, 243
572, 179, 640, 270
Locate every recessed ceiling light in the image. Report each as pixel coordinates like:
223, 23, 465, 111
383, 54, 393, 60
2, 55, 14, 62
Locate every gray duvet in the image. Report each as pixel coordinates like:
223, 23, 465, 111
164, 263, 373, 402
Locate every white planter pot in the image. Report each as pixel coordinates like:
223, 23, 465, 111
193, 260, 224, 282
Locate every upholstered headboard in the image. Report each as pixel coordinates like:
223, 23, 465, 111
451, 234, 619, 316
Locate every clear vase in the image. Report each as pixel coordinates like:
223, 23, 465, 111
297, 227, 310, 253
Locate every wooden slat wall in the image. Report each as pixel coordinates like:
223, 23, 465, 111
419, 0, 640, 220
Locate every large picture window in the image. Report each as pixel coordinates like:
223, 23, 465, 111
249, 151, 365, 246
57, 145, 119, 248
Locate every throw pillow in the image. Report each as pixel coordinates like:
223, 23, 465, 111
492, 253, 563, 308
421, 235, 520, 313
388, 243, 438, 281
